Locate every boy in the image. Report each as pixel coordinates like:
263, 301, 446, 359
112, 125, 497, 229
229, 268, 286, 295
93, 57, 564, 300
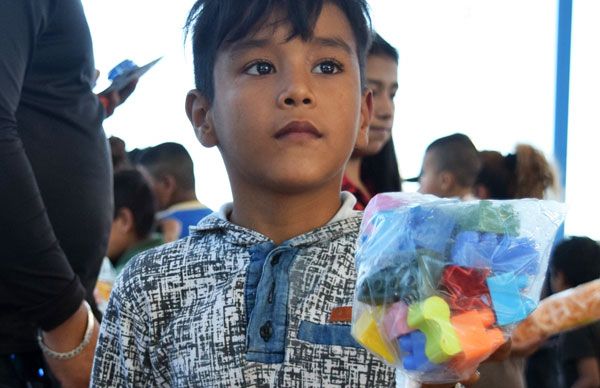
138, 142, 213, 241
413, 133, 480, 199
550, 237, 600, 388
106, 169, 163, 274
91, 1, 493, 386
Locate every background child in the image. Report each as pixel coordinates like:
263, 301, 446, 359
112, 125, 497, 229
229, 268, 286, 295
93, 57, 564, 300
473, 144, 559, 200
138, 142, 212, 241
106, 169, 163, 274
550, 236, 600, 388
343, 32, 401, 209
413, 132, 480, 199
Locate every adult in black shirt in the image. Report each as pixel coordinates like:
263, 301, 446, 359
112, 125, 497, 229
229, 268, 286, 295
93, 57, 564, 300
550, 237, 600, 388
558, 323, 600, 388
1, 0, 133, 386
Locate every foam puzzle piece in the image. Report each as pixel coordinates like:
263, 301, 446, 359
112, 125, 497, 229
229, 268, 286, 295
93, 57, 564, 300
486, 272, 537, 326
416, 249, 447, 299
407, 296, 462, 363
451, 231, 497, 268
451, 232, 539, 275
358, 210, 415, 262
440, 265, 492, 312
356, 262, 419, 305
357, 250, 446, 306
352, 308, 397, 364
457, 201, 520, 236
450, 308, 505, 371
410, 205, 456, 253
492, 236, 540, 275
362, 193, 412, 230
383, 301, 411, 339
398, 330, 444, 372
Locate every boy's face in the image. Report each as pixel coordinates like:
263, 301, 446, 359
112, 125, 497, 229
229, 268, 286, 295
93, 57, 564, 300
418, 150, 447, 197
187, 4, 371, 194
365, 54, 398, 156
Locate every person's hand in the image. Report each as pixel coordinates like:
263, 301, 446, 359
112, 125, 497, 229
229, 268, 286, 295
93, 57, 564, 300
510, 335, 545, 357
421, 339, 512, 388
40, 303, 100, 388
97, 78, 138, 117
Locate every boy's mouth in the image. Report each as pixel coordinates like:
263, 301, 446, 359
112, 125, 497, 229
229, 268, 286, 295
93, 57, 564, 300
275, 121, 322, 139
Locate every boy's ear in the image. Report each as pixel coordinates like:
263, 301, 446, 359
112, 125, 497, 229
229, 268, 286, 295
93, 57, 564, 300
115, 207, 135, 233
185, 90, 218, 147
159, 174, 177, 195
440, 171, 455, 193
354, 89, 373, 151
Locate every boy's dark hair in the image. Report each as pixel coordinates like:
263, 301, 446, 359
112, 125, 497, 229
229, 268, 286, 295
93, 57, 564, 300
368, 32, 398, 63
427, 133, 481, 187
361, 139, 402, 193
551, 236, 600, 287
185, 0, 371, 102
113, 169, 157, 239
138, 142, 196, 192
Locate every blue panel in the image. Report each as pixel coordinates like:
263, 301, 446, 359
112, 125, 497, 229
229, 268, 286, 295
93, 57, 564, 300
246, 246, 299, 364
554, 0, 572, 190
554, 0, 572, 241
297, 321, 362, 348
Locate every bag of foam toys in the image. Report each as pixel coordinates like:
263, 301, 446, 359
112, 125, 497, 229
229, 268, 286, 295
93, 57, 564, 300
351, 192, 566, 384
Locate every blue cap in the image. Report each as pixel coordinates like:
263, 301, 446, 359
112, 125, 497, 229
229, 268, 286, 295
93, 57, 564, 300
108, 60, 137, 81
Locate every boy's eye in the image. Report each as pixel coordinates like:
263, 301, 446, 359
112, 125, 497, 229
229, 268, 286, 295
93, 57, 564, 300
245, 61, 275, 75
312, 60, 343, 74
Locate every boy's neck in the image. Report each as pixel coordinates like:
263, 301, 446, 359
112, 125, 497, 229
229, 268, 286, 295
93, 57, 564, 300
447, 185, 474, 200
169, 190, 198, 207
344, 157, 370, 195
229, 185, 344, 245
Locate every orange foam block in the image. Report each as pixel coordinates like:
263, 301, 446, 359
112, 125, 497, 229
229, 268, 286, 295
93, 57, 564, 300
450, 308, 505, 371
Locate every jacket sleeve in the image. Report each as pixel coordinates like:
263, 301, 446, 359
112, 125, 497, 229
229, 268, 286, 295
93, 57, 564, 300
0, 0, 84, 331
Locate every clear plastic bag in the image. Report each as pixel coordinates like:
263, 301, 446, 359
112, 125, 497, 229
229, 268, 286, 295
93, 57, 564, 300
351, 192, 566, 384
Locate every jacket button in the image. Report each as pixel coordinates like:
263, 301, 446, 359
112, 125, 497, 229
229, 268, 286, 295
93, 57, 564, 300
260, 321, 273, 341
271, 254, 280, 266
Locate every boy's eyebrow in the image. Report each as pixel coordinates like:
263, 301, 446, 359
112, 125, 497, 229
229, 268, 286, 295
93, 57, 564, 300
311, 36, 353, 55
367, 79, 399, 89
228, 38, 271, 55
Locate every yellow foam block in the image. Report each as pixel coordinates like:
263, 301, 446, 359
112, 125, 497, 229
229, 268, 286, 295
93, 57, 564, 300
352, 309, 397, 364
407, 296, 461, 363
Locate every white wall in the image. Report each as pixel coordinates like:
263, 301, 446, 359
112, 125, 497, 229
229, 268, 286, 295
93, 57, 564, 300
82, 0, 598, 239
565, 0, 600, 239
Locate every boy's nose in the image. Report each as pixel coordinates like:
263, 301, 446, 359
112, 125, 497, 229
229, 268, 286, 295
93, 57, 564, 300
277, 72, 315, 108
